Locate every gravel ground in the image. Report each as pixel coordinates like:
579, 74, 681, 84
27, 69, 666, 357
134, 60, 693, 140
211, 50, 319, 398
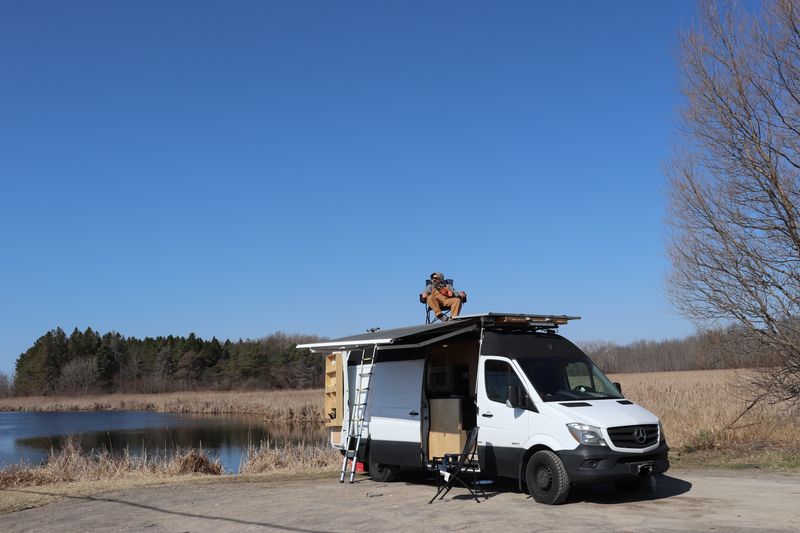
1, 468, 799, 532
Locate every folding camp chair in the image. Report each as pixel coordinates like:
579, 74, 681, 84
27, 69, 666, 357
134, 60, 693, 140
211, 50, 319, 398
428, 427, 486, 503
420, 279, 467, 324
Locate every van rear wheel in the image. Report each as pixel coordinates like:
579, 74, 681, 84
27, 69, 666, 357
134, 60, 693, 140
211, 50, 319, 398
526, 450, 570, 505
368, 458, 399, 482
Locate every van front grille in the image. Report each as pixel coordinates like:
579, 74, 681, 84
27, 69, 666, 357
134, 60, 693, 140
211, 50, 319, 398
607, 424, 658, 449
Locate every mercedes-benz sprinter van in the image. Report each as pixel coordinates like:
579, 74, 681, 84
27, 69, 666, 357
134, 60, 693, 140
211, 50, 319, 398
299, 313, 669, 504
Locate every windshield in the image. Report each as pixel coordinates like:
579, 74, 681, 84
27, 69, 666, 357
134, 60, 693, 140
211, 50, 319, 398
516, 355, 623, 402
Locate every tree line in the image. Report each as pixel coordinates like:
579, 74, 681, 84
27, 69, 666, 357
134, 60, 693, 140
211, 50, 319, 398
0, 322, 781, 398
580, 324, 780, 375
10, 327, 324, 396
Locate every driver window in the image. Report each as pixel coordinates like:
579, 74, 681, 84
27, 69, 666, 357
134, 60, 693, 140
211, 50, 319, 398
484, 360, 524, 405
565, 361, 592, 389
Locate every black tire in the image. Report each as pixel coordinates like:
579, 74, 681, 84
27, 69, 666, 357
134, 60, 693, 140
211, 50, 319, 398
368, 458, 400, 482
526, 450, 570, 504
614, 476, 654, 493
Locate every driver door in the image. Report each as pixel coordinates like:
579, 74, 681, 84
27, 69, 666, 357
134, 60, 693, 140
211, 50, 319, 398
476, 356, 529, 478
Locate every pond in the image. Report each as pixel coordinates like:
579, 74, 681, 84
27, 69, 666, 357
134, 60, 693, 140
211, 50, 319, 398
0, 411, 327, 473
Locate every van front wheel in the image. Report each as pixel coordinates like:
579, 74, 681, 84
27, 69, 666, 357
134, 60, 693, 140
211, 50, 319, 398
368, 458, 399, 482
526, 450, 570, 504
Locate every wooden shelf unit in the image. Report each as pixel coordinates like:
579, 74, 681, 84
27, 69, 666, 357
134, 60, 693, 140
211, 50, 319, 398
324, 352, 344, 437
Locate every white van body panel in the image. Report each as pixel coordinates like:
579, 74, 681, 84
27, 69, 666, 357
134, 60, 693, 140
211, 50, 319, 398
524, 406, 580, 451
522, 432, 566, 452
366, 359, 424, 444
544, 401, 661, 453
547, 400, 659, 429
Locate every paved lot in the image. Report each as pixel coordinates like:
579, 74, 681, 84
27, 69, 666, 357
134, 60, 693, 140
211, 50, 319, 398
1, 468, 799, 532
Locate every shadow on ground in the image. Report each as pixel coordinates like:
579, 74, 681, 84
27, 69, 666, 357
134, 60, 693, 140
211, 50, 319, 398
397, 470, 691, 505
567, 474, 692, 504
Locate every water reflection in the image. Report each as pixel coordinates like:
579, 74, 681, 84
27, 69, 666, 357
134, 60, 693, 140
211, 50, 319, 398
0, 411, 327, 473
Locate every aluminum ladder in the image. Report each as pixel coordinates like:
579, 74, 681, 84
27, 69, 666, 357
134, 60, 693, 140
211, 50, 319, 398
340, 347, 376, 483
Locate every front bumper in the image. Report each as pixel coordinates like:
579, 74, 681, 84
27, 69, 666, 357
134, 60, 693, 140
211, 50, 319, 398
557, 442, 669, 484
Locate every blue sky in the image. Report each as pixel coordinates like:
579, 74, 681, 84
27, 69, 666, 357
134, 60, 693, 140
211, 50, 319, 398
0, 1, 698, 376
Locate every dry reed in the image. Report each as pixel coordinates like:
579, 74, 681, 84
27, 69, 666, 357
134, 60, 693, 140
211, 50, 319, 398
0, 437, 222, 488
0, 389, 323, 422
239, 439, 341, 474
0, 435, 342, 489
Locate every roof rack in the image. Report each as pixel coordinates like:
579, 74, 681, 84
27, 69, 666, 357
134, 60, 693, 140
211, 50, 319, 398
480, 313, 580, 329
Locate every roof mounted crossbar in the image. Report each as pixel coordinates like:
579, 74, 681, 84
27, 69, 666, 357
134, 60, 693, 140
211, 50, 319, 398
481, 314, 580, 329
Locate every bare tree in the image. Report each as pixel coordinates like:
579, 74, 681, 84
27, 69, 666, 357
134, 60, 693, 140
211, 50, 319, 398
0, 372, 12, 398
57, 357, 97, 395
667, 0, 800, 405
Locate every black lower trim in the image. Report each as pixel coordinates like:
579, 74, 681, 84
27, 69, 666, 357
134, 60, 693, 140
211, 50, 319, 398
341, 440, 369, 463
363, 439, 669, 485
478, 444, 524, 479
557, 442, 670, 484
368, 440, 423, 468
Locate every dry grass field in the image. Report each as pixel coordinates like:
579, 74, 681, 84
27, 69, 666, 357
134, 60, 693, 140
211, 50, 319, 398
611, 369, 800, 467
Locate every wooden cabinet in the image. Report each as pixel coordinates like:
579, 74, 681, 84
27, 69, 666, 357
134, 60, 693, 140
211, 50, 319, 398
428, 398, 467, 459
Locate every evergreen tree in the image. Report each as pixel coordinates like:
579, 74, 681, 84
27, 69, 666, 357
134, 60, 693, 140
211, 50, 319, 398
43, 328, 68, 392
12, 328, 324, 394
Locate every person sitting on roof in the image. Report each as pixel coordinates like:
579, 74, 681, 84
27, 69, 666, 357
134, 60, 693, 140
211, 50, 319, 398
421, 272, 466, 321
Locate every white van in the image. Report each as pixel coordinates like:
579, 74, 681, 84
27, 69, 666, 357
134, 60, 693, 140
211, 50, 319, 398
299, 313, 669, 504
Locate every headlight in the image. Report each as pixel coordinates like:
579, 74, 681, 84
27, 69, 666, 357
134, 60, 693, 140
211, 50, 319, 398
566, 423, 608, 446
659, 421, 667, 444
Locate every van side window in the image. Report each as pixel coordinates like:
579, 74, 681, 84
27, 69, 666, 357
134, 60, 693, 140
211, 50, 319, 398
484, 360, 524, 405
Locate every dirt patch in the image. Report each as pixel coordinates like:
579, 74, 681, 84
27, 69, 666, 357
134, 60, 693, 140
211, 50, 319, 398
0, 469, 335, 515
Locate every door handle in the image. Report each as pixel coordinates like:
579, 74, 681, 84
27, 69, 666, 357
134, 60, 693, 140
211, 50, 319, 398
481, 412, 494, 418
409, 411, 419, 416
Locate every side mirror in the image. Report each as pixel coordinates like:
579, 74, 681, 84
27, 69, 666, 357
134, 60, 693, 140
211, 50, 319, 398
506, 385, 521, 408
613, 381, 622, 394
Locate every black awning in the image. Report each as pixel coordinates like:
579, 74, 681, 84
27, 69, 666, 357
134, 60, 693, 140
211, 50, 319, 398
297, 317, 481, 351
297, 313, 579, 352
